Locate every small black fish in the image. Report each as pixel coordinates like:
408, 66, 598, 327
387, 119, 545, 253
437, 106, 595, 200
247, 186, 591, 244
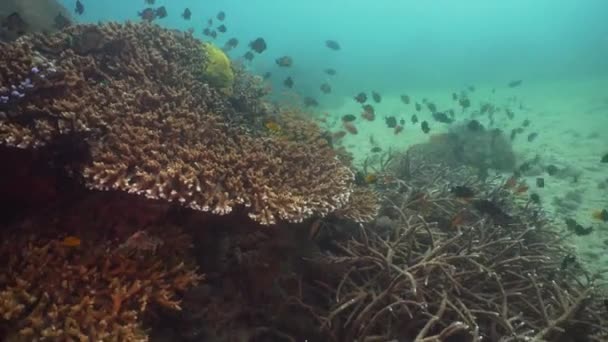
275, 56, 293, 67
283, 76, 294, 88
324, 68, 336, 76
560, 254, 576, 271
182, 8, 191, 20
243, 51, 255, 61
400, 94, 410, 104
505, 109, 514, 120
432, 112, 454, 124
362, 104, 375, 115
508, 80, 523, 88
452, 93, 458, 101
341, 114, 356, 122
473, 199, 511, 223
209, 30, 217, 39
459, 97, 471, 109
546, 165, 559, 176
536, 177, 544, 188
467, 119, 483, 131
415, 103, 421, 112
451, 185, 475, 198
530, 193, 541, 204
217, 11, 226, 21
527, 132, 538, 142
224, 38, 238, 50
371, 147, 382, 153
601, 153, 608, 163
354, 92, 367, 103
304, 97, 318, 107
385, 116, 397, 128
399, 119, 405, 125
371, 91, 382, 103
75, 0, 84, 15
249, 38, 267, 53
155, 6, 167, 19
411, 114, 418, 124
207, 18, 213, 26
522, 119, 530, 127
139, 8, 156, 21
54, 13, 71, 29
566, 219, 593, 236
145, 0, 155, 4
262, 72, 272, 80
325, 40, 340, 50
427, 102, 437, 113
2, 12, 27, 36
202, 28, 211, 36
217, 24, 227, 33
421, 121, 430, 134
320, 83, 331, 94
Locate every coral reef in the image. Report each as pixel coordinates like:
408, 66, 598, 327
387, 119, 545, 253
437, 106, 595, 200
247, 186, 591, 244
0, 210, 202, 341
0, 22, 364, 225
200, 42, 234, 94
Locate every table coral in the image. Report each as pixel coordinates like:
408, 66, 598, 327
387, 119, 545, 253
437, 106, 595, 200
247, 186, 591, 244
0, 22, 371, 225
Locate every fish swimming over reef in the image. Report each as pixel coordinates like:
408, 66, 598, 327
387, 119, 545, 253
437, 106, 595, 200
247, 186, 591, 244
217, 11, 226, 21
283, 76, 294, 88
224, 38, 239, 50
400, 94, 410, 104
249, 37, 267, 53
325, 40, 340, 50
371, 91, 382, 103
320, 83, 331, 94
508, 80, 523, 88
421, 121, 430, 134
354, 92, 367, 103
54, 14, 72, 29
155, 6, 168, 19
75, 0, 85, 15
217, 24, 227, 33
275, 56, 293, 67
182, 8, 191, 20
324, 68, 337, 76
243, 51, 254, 61
304, 97, 318, 107
385, 116, 397, 128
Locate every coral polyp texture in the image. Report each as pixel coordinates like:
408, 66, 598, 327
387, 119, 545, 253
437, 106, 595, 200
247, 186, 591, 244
0, 225, 202, 341
0, 22, 361, 225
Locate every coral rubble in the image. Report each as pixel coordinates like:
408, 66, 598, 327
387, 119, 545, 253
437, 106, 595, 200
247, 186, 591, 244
0, 22, 368, 225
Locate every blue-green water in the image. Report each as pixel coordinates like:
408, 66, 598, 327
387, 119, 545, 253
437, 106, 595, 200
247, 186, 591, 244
62, 0, 608, 97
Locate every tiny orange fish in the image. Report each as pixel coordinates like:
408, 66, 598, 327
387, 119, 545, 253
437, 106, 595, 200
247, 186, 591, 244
592, 209, 607, 222
394, 125, 403, 135
514, 182, 529, 194
61, 236, 81, 247
364, 173, 377, 184
505, 176, 518, 189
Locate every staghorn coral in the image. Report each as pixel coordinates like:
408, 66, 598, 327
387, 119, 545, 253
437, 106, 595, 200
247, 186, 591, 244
333, 186, 380, 223
0, 224, 202, 341
0, 22, 363, 225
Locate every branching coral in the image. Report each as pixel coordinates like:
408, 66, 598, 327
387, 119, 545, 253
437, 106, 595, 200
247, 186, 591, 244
0, 22, 366, 225
0, 223, 202, 341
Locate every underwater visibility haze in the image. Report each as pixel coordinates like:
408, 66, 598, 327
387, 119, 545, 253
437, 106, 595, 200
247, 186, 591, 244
0, 0, 607, 341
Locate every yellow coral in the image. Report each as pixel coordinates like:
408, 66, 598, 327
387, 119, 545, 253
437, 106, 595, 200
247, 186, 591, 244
201, 42, 234, 94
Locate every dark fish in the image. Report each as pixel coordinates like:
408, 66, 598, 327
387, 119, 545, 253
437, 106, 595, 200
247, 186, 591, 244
468, 85, 475, 92
283, 76, 294, 88
394, 125, 403, 135
371, 146, 382, 153
217, 24, 227, 33
207, 18, 213, 26
522, 119, 530, 127
527, 132, 538, 142
217, 11, 226, 21
139, 8, 156, 21
452, 93, 458, 101
325, 40, 340, 50
243, 51, 255, 61
275, 56, 293, 67
1, 12, 27, 36
202, 28, 211, 36
530, 193, 541, 204
565, 218, 593, 236
400, 94, 410, 104
411, 114, 418, 124
508, 80, 523, 88
601, 153, 608, 163
415, 103, 421, 112
536, 177, 544, 188
324, 68, 336, 76
320, 83, 331, 94
249, 38, 267, 53
304, 97, 318, 107
54, 13, 71, 29
421, 121, 430, 134
505, 108, 514, 120
145, 0, 155, 4
560, 254, 576, 270
362, 104, 375, 116
385, 116, 397, 128
546, 164, 559, 176
432, 112, 454, 124
262, 72, 272, 80
182, 8, 191, 20
75, 0, 84, 15
427, 102, 437, 113
459, 97, 471, 109
224, 38, 239, 50
451, 185, 475, 198
209, 30, 217, 39
467, 119, 483, 131
354, 92, 367, 103
371, 91, 381, 103
473, 199, 511, 223
341, 114, 356, 122
399, 119, 405, 125
155, 6, 167, 19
